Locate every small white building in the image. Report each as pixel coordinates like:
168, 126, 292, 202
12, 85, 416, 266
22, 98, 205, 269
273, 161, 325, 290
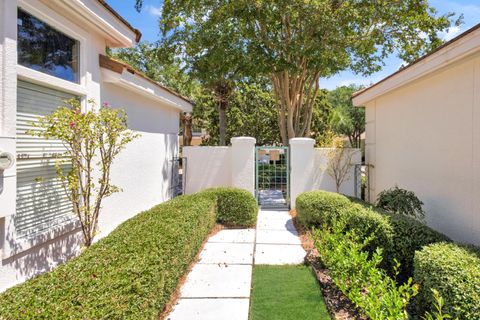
353, 24, 480, 245
0, 0, 192, 291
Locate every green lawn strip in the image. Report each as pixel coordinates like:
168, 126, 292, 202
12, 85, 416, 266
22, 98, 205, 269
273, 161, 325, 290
250, 265, 330, 320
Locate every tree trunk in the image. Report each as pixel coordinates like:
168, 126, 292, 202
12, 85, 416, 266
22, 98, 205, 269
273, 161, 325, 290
271, 70, 320, 145
182, 113, 193, 146
218, 100, 227, 146
213, 80, 232, 146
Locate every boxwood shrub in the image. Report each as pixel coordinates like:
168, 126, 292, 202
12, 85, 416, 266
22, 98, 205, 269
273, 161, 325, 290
414, 242, 480, 319
0, 188, 257, 319
203, 187, 258, 227
296, 190, 352, 227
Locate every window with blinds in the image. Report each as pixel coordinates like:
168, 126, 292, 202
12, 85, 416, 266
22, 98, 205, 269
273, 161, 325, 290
16, 81, 77, 237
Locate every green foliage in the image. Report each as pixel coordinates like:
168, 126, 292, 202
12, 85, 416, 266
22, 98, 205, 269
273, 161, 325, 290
297, 191, 447, 280
328, 85, 365, 148
313, 219, 418, 319
0, 188, 258, 319
145, 0, 460, 144
110, 42, 201, 98
198, 82, 281, 145
295, 190, 352, 228
377, 186, 425, 220
422, 289, 455, 320
383, 213, 449, 281
203, 187, 258, 227
414, 243, 480, 319
28, 99, 138, 246
0, 192, 217, 319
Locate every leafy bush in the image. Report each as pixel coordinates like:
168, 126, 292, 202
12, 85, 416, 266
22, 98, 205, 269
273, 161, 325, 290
422, 289, 455, 320
295, 190, 351, 227
414, 242, 480, 319
313, 219, 418, 319
376, 186, 425, 220
343, 204, 394, 256
0, 188, 258, 319
299, 192, 446, 280
203, 187, 258, 227
383, 213, 449, 280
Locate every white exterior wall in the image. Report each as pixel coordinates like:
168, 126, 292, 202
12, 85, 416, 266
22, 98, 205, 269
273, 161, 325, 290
182, 137, 256, 195
183, 147, 232, 194
99, 83, 180, 236
290, 138, 361, 208
363, 53, 480, 245
0, 1, 184, 291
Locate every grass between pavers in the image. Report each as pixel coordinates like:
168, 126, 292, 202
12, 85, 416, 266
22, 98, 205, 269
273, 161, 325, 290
250, 265, 330, 320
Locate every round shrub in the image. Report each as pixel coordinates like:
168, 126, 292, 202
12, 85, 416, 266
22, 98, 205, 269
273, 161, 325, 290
295, 190, 351, 228
203, 187, 258, 227
343, 204, 394, 256
414, 242, 480, 319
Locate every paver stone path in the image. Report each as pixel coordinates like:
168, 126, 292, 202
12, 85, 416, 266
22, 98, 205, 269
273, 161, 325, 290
166, 210, 306, 320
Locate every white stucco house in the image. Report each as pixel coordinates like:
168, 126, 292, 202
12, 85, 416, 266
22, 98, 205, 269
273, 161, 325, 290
0, 0, 192, 291
353, 23, 480, 246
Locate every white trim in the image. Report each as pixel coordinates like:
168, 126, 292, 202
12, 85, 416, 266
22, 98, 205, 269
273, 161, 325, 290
57, 0, 136, 48
17, 65, 88, 96
101, 68, 193, 112
353, 28, 480, 106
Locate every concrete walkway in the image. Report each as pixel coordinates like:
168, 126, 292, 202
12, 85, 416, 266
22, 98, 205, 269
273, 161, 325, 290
166, 210, 306, 320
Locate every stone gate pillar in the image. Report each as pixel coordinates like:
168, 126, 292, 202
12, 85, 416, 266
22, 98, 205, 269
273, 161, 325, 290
289, 138, 315, 208
231, 137, 256, 195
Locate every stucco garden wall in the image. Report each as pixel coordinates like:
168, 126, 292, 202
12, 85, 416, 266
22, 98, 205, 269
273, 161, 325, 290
183, 137, 361, 208
289, 138, 361, 208
363, 53, 480, 245
183, 147, 232, 194
99, 83, 180, 236
183, 137, 257, 195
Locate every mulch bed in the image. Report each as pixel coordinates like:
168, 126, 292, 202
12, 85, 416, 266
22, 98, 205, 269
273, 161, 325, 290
290, 210, 366, 320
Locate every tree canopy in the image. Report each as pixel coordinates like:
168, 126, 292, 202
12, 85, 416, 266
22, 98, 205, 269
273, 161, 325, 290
329, 84, 365, 148
135, 0, 461, 145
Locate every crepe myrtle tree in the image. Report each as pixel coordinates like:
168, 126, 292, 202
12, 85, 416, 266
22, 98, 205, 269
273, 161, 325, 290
28, 99, 139, 247
325, 137, 355, 193
136, 0, 460, 145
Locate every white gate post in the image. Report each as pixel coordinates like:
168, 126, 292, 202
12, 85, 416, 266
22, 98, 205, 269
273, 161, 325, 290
289, 138, 315, 208
231, 137, 256, 195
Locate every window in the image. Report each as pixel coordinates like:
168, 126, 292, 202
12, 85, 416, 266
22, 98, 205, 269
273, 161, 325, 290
17, 8, 80, 83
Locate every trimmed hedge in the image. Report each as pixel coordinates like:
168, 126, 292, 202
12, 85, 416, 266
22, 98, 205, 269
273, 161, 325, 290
296, 191, 447, 278
414, 243, 480, 319
297, 190, 478, 316
0, 188, 257, 319
203, 187, 258, 227
296, 190, 351, 227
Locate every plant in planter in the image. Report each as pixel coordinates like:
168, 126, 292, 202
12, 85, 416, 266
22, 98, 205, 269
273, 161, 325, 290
29, 99, 139, 246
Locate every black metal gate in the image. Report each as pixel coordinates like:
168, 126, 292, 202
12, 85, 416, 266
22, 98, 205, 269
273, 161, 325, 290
255, 146, 290, 209
170, 156, 185, 198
